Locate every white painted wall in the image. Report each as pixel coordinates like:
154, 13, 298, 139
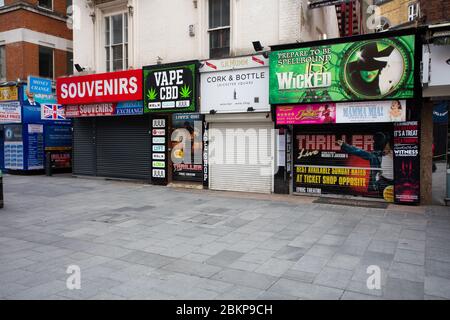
72, 0, 339, 74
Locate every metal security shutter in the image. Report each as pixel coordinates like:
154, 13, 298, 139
73, 118, 96, 176
209, 122, 274, 194
96, 116, 150, 180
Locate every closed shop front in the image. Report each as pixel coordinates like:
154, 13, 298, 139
208, 117, 274, 194
72, 116, 150, 180
58, 70, 149, 181
200, 55, 275, 194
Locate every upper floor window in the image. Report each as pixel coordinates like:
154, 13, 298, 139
38, 0, 53, 11
408, 3, 419, 22
105, 13, 128, 72
0, 0, 5, 7
39, 46, 54, 79
208, 0, 230, 59
67, 51, 74, 76
0, 45, 6, 81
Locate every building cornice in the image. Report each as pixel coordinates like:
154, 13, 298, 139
0, 2, 68, 23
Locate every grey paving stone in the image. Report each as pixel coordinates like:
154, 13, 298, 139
367, 240, 398, 255
400, 229, 426, 241
254, 258, 294, 277
273, 245, 306, 262
317, 234, 347, 246
424, 276, 450, 299
306, 244, 338, 259
211, 268, 278, 290
394, 249, 425, 266
340, 291, 383, 300
345, 280, 383, 297
269, 278, 343, 300
327, 254, 361, 271
205, 250, 244, 267
425, 259, 450, 279
215, 285, 265, 300
281, 269, 317, 284
426, 246, 450, 263
314, 267, 353, 290
388, 262, 425, 283
162, 259, 222, 278
119, 251, 175, 268
397, 239, 426, 252
383, 277, 424, 300
291, 255, 329, 273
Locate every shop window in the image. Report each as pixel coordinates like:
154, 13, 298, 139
39, 46, 54, 79
208, 0, 230, 59
0, 45, 6, 80
67, 51, 74, 76
38, 0, 53, 11
105, 12, 128, 72
408, 3, 419, 22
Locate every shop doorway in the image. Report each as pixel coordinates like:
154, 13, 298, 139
432, 101, 449, 205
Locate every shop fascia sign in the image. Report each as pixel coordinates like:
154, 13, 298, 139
200, 55, 269, 114
269, 33, 416, 104
56, 69, 142, 105
143, 61, 198, 113
65, 101, 143, 118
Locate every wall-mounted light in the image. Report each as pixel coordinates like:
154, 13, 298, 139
209, 109, 217, 115
157, 56, 163, 65
128, 5, 134, 16
89, 12, 95, 23
252, 41, 269, 59
446, 58, 450, 65
247, 107, 255, 112
74, 64, 86, 73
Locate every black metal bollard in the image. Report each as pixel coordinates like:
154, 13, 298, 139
45, 152, 52, 176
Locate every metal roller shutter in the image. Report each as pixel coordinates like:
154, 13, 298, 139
96, 116, 151, 180
73, 118, 96, 176
209, 122, 274, 194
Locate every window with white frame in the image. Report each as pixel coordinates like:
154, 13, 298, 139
105, 13, 128, 72
208, 0, 230, 59
0, 45, 6, 80
38, 0, 53, 11
408, 3, 419, 22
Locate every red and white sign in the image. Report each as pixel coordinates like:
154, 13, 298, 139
57, 70, 142, 105
65, 103, 116, 118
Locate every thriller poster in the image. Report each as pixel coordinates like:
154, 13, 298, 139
171, 113, 203, 182
293, 125, 395, 202
393, 121, 420, 204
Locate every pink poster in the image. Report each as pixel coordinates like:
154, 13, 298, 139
276, 104, 336, 125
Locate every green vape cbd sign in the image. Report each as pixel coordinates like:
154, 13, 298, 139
144, 62, 197, 113
269, 35, 415, 104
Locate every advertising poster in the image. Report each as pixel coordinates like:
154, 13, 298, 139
171, 113, 203, 182
4, 125, 24, 170
144, 62, 198, 113
277, 104, 336, 125
270, 34, 415, 104
276, 100, 406, 125
293, 125, 395, 202
0, 101, 21, 123
394, 121, 420, 204
45, 126, 72, 151
27, 124, 44, 170
22, 85, 70, 125
151, 117, 168, 184
0, 86, 19, 102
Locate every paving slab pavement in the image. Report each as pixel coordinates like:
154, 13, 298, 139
0, 174, 450, 300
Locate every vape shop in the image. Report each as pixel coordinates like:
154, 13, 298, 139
270, 30, 421, 204
57, 70, 150, 180
143, 61, 203, 185
200, 55, 274, 194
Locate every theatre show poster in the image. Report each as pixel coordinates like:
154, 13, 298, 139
393, 121, 420, 204
171, 113, 203, 182
293, 125, 395, 202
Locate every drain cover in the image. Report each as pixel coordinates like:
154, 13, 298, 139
313, 197, 388, 209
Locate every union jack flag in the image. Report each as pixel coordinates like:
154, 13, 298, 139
42, 104, 66, 120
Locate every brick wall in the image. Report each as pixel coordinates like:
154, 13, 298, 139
0, 8, 72, 40
4, 0, 69, 16
5, 42, 69, 81
378, 0, 411, 26
419, 0, 450, 25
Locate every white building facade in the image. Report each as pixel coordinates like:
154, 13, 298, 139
73, 0, 339, 73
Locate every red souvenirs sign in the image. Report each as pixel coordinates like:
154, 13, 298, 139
56, 70, 142, 105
